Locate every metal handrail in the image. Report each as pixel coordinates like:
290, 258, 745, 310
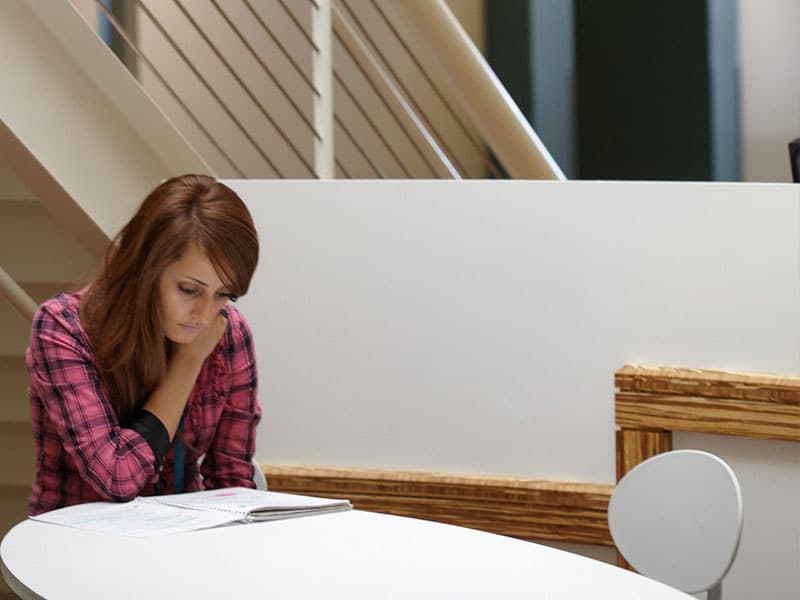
381, 0, 565, 180
339, 0, 467, 177
333, 5, 459, 179
369, 0, 503, 179
0, 266, 38, 322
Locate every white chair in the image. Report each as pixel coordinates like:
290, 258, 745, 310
252, 458, 268, 491
197, 455, 268, 490
608, 450, 743, 600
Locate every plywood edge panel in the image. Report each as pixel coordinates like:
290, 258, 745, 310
262, 464, 614, 546
616, 392, 800, 442
616, 365, 800, 404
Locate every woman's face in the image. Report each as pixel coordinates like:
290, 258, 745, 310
158, 244, 234, 344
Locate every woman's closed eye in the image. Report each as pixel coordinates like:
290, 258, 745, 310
178, 285, 201, 296
179, 283, 236, 303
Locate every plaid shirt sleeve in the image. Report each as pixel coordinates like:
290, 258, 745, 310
200, 307, 261, 489
27, 297, 158, 503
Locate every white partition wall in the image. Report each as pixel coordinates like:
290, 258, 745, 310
231, 180, 799, 599
232, 180, 798, 477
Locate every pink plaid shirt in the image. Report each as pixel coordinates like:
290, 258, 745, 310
26, 291, 261, 515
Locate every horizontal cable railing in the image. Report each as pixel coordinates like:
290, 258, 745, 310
87, 0, 562, 180
95, 0, 246, 177
135, 0, 287, 177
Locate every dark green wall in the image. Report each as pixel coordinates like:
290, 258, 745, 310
487, 1, 728, 181
574, 0, 711, 180
486, 0, 533, 119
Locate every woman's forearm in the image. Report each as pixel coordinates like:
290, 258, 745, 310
144, 312, 228, 439
141, 354, 204, 440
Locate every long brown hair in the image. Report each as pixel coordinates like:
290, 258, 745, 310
81, 174, 259, 424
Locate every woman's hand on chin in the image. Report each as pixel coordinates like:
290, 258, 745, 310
172, 310, 228, 368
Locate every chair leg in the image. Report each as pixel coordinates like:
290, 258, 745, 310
708, 581, 722, 600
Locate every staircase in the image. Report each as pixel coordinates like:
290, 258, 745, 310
0, 160, 94, 519
0, 163, 96, 596
0, 2, 210, 592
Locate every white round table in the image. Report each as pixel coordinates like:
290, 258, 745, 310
2, 510, 691, 599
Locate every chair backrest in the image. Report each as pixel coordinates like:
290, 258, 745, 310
790, 137, 800, 183
608, 450, 743, 596
252, 458, 268, 491
197, 455, 268, 490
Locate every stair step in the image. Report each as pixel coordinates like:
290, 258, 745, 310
0, 485, 29, 598
0, 482, 30, 593
0, 481, 31, 598
19, 281, 74, 304
0, 200, 94, 283
0, 356, 29, 423
0, 298, 31, 356
0, 162, 35, 201
0, 422, 34, 487
0, 484, 29, 532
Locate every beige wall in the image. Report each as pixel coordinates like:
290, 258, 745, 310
129, 0, 488, 179
67, 0, 489, 178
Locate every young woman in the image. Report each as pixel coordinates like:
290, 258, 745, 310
26, 174, 261, 515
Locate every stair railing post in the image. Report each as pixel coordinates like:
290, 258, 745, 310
313, 0, 335, 178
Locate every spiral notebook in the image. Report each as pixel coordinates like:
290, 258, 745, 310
30, 487, 352, 537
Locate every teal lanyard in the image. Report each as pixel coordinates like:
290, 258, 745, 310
173, 414, 185, 494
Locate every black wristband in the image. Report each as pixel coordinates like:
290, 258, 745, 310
128, 409, 170, 473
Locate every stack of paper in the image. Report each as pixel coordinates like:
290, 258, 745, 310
30, 488, 352, 537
